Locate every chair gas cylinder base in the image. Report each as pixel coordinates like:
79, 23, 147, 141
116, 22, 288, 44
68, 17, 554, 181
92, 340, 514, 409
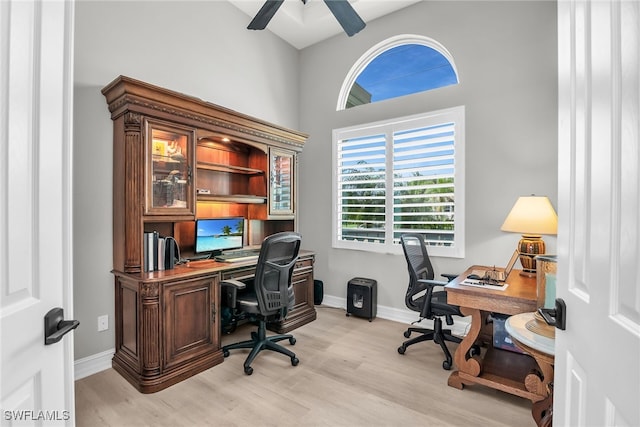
222, 321, 299, 376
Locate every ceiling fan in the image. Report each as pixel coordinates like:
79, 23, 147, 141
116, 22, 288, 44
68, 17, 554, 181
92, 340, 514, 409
248, 0, 366, 37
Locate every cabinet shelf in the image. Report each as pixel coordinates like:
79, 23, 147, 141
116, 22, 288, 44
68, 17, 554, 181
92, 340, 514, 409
197, 194, 267, 204
197, 161, 264, 176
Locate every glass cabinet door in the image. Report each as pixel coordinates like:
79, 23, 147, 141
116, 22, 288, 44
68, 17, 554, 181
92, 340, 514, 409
269, 148, 294, 216
146, 119, 195, 216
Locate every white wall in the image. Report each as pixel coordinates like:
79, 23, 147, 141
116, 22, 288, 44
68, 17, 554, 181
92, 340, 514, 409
297, 1, 558, 310
72, 0, 300, 359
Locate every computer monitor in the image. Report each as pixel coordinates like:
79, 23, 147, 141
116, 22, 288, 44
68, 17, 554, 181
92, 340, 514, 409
194, 217, 244, 255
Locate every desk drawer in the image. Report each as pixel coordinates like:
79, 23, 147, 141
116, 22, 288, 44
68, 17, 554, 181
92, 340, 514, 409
222, 267, 255, 281
221, 258, 310, 281
294, 258, 313, 274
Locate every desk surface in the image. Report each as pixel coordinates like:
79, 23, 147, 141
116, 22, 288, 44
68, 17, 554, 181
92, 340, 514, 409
445, 265, 537, 315
115, 250, 315, 283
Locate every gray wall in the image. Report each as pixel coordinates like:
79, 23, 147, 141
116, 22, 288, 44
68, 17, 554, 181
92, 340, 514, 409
73, 0, 300, 359
298, 1, 558, 311
73, 0, 558, 360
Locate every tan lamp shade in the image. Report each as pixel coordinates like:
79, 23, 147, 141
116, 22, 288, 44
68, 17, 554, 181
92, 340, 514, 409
501, 196, 558, 276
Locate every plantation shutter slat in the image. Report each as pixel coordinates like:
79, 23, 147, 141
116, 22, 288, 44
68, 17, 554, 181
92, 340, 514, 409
337, 133, 387, 243
392, 123, 456, 246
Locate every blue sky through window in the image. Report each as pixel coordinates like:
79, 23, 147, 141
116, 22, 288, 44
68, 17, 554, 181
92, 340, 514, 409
351, 44, 458, 104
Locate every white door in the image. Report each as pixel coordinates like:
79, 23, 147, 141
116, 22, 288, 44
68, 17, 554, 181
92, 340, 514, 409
0, 0, 76, 425
556, 0, 640, 425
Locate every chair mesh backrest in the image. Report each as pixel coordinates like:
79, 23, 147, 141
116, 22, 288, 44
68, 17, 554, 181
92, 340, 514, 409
253, 232, 301, 317
400, 234, 435, 311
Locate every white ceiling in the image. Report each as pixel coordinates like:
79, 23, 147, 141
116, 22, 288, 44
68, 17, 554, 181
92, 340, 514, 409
228, 0, 422, 49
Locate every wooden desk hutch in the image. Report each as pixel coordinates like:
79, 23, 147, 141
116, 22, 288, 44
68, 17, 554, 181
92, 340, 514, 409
102, 76, 316, 393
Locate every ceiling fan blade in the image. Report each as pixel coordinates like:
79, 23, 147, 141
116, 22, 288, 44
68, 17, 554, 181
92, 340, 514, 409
248, 0, 285, 30
323, 0, 366, 37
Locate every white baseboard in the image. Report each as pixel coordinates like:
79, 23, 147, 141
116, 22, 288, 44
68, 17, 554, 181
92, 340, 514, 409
74, 295, 470, 380
320, 294, 470, 337
74, 348, 114, 380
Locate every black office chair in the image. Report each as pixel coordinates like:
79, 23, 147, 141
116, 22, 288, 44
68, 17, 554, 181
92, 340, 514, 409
221, 232, 301, 375
397, 233, 463, 370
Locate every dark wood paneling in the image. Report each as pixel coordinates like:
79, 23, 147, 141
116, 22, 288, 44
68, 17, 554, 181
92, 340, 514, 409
163, 278, 216, 370
121, 286, 138, 356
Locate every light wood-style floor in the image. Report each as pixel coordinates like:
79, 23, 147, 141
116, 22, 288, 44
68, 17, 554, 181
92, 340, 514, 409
75, 306, 534, 426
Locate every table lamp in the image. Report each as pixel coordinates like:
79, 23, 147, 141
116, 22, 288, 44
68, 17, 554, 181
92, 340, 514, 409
501, 195, 558, 277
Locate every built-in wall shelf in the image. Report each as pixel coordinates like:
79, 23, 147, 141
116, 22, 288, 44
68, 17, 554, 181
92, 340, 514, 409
197, 194, 267, 204
196, 161, 264, 176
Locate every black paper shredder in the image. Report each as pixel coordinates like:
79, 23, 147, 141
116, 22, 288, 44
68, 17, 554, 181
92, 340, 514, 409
346, 277, 377, 321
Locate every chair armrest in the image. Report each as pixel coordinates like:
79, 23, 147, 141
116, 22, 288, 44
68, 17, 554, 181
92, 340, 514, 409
220, 279, 246, 290
220, 279, 246, 309
417, 278, 448, 289
441, 273, 459, 282
416, 279, 448, 319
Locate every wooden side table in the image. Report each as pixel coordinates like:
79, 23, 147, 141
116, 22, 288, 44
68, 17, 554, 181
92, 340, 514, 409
506, 312, 555, 427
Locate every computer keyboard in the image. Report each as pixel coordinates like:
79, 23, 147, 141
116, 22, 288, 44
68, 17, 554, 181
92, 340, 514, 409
214, 249, 260, 263
215, 254, 259, 263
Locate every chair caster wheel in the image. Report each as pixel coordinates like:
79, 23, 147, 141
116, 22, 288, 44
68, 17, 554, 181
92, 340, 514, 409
398, 346, 406, 355
403, 330, 411, 338
442, 360, 452, 370
291, 357, 299, 366
244, 366, 254, 375
223, 349, 230, 357
346, 313, 350, 317
289, 337, 296, 345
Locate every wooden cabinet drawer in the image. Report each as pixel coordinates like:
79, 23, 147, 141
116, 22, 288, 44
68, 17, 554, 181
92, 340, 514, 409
222, 266, 256, 281
294, 257, 313, 274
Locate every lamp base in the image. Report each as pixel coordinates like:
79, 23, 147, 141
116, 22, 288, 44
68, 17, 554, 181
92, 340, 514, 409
519, 269, 537, 278
517, 234, 545, 277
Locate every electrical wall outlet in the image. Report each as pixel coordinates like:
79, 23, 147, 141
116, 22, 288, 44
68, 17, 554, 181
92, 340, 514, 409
97, 315, 108, 332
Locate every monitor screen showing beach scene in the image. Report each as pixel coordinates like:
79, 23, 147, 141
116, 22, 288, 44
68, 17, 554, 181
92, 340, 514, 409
195, 217, 244, 253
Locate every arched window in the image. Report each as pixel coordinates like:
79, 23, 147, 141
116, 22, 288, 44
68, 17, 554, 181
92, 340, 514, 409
337, 35, 459, 110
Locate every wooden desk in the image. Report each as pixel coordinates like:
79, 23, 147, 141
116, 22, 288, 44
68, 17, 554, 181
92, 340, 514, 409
112, 251, 315, 393
445, 266, 544, 402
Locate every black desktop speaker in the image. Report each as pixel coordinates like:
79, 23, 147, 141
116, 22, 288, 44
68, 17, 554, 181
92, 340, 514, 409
164, 236, 179, 269
314, 280, 324, 305
346, 277, 377, 321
